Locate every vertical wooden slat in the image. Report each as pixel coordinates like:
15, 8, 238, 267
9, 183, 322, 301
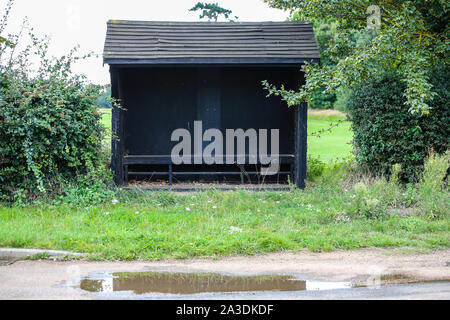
197, 68, 222, 163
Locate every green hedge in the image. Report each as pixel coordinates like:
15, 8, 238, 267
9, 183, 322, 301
0, 71, 106, 197
346, 67, 449, 181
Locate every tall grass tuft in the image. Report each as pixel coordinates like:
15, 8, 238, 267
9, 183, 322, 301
417, 151, 449, 219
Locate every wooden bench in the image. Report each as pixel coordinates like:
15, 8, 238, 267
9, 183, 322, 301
123, 155, 296, 185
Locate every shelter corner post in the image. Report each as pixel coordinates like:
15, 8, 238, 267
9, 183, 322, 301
295, 102, 307, 189
110, 66, 124, 185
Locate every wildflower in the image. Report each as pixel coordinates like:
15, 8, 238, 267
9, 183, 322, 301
335, 212, 350, 222
104, 212, 111, 215
229, 226, 243, 234
212, 206, 217, 209
186, 207, 191, 211
135, 211, 140, 215
276, 201, 280, 204
112, 199, 119, 205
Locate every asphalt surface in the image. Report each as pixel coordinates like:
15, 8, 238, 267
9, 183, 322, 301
86, 281, 450, 300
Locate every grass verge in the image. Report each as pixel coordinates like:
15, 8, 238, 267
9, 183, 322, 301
0, 161, 448, 260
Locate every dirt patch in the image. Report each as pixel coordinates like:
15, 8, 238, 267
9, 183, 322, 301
156, 248, 450, 286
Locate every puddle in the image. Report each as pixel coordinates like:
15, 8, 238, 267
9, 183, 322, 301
352, 273, 450, 288
79, 272, 352, 295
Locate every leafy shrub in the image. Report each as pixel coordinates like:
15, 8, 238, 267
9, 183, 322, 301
0, 25, 108, 200
346, 67, 449, 182
306, 156, 326, 180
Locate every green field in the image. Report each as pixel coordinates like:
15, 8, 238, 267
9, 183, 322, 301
100, 109, 353, 161
308, 119, 353, 161
99, 108, 112, 130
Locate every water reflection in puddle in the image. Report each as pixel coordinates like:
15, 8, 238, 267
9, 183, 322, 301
80, 272, 352, 295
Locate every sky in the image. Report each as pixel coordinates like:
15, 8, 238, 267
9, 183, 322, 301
2, 0, 290, 85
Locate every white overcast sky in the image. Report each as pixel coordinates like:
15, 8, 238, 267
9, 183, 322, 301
2, 0, 290, 85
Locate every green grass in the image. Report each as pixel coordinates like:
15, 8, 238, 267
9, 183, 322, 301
308, 119, 353, 161
99, 108, 111, 128
100, 108, 353, 162
0, 184, 448, 260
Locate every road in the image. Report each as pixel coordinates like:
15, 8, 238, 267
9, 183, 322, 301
1, 248, 449, 300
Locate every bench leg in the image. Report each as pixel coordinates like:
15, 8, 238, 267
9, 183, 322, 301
239, 165, 244, 184
169, 163, 173, 186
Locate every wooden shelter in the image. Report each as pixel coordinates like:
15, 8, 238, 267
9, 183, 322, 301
103, 20, 320, 189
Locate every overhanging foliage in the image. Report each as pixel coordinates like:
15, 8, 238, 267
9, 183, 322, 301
263, 0, 449, 114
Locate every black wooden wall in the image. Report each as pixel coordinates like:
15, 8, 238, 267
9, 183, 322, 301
117, 66, 302, 157
111, 65, 306, 187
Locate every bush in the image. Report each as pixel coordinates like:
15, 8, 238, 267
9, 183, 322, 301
0, 25, 108, 200
306, 156, 326, 180
346, 67, 449, 182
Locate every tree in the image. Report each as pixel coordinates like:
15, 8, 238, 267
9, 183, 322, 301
189, 2, 238, 22
288, 14, 375, 110
294, 18, 339, 109
95, 87, 112, 109
263, 0, 449, 114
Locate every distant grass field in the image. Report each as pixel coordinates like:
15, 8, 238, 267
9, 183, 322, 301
308, 110, 353, 161
99, 108, 353, 162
